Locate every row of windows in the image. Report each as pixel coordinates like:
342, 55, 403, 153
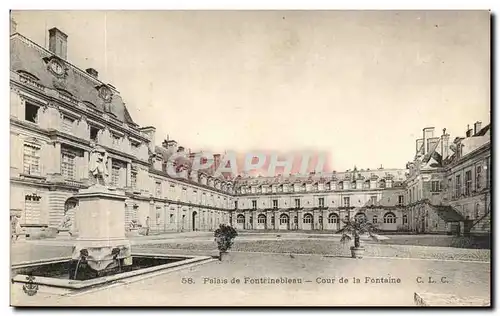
245, 195, 404, 209
450, 164, 489, 199
24, 101, 140, 151
240, 179, 394, 194
236, 212, 404, 224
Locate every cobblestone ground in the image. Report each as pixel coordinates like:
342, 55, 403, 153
11, 236, 490, 264
135, 240, 491, 262
12, 251, 490, 306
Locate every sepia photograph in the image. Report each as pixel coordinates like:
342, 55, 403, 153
8, 9, 491, 307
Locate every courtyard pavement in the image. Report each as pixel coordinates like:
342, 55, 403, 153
10, 232, 491, 306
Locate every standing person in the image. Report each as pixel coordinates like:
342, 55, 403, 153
145, 216, 150, 236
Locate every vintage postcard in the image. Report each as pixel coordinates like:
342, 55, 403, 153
9, 10, 491, 307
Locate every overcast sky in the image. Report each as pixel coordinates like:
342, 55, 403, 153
11, 10, 490, 171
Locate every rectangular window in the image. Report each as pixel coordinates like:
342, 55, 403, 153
318, 197, 324, 208
272, 199, 278, 209
455, 175, 461, 198
90, 126, 99, 142
252, 200, 257, 210
23, 144, 41, 175
343, 197, 350, 207
403, 215, 408, 224
476, 165, 482, 190
61, 151, 75, 180
370, 196, 377, 205
155, 181, 161, 197
24, 196, 41, 224
111, 164, 120, 187
398, 195, 404, 205
431, 181, 439, 192
112, 134, 121, 147
24, 102, 39, 123
448, 178, 453, 198
295, 198, 301, 208
156, 207, 161, 225
465, 171, 472, 196
131, 171, 137, 189
61, 116, 74, 133
234, 201, 238, 209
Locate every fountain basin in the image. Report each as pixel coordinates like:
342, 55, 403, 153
11, 253, 214, 296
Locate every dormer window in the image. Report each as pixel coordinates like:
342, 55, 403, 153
112, 133, 121, 147
17, 70, 39, 81
24, 101, 39, 123
90, 126, 99, 141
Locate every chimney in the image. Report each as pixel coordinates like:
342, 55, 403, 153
465, 124, 473, 137
427, 137, 439, 154
213, 154, 221, 172
441, 133, 450, 160
48, 27, 68, 60
474, 121, 482, 135
86, 68, 98, 78
416, 139, 424, 155
10, 18, 17, 35
422, 127, 435, 154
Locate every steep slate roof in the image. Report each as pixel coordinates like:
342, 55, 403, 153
474, 124, 491, 137
10, 34, 135, 125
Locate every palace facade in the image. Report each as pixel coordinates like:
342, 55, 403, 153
10, 21, 491, 238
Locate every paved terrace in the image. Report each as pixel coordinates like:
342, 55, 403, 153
10, 232, 491, 306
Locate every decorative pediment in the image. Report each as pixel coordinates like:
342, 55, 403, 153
95, 84, 113, 103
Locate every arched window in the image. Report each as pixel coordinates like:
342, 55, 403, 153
236, 214, 245, 224
319, 216, 323, 224
257, 214, 266, 224
328, 213, 339, 224
403, 214, 408, 224
379, 179, 386, 188
383, 212, 397, 224
372, 215, 378, 224
303, 213, 313, 223
355, 212, 367, 223
280, 214, 289, 224
364, 180, 370, 189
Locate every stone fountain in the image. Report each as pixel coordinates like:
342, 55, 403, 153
70, 146, 132, 278
11, 146, 214, 296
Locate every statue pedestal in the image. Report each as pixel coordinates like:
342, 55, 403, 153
72, 185, 131, 272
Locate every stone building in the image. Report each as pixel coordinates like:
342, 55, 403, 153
9, 22, 491, 237
405, 123, 491, 235
232, 167, 408, 232
10, 24, 234, 237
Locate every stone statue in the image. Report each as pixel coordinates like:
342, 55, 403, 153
58, 214, 73, 236
89, 146, 109, 186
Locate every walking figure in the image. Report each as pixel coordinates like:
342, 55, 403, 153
145, 216, 150, 236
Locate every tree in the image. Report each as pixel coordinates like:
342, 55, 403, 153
214, 224, 238, 261
337, 217, 383, 258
